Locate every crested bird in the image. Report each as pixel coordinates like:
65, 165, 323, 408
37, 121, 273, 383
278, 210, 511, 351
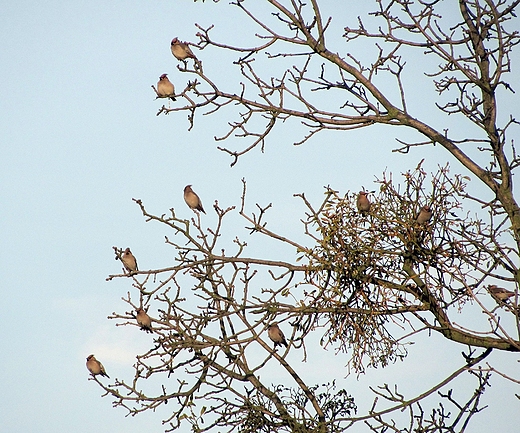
136, 308, 153, 333
184, 185, 205, 214
171, 37, 197, 61
416, 205, 432, 224
488, 285, 516, 303
267, 323, 288, 348
357, 191, 371, 214
156, 74, 176, 100
86, 354, 109, 378
121, 248, 138, 273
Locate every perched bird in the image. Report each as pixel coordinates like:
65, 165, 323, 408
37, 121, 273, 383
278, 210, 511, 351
267, 323, 288, 349
156, 74, 176, 100
121, 247, 138, 273
488, 285, 516, 303
184, 185, 205, 214
136, 308, 153, 333
86, 354, 109, 378
171, 37, 197, 61
357, 191, 371, 214
416, 205, 432, 224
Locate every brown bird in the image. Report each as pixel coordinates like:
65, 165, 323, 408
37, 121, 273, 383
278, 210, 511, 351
357, 191, 371, 214
488, 285, 516, 303
267, 323, 288, 349
136, 308, 153, 333
86, 354, 109, 378
171, 37, 197, 61
416, 205, 432, 224
184, 185, 205, 214
121, 247, 138, 273
156, 74, 176, 100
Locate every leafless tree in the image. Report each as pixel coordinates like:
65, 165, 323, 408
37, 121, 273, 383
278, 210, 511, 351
93, 1, 520, 432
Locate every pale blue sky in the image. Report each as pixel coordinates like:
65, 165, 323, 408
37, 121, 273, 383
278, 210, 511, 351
1, 1, 518, 432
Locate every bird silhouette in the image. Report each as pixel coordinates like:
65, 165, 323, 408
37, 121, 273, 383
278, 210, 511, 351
86, 354, 109, 378
267, 323, 288, 348
184, 185, 205, 214
416, 205, 432, 224
121, 247, 138, 273
357, 191, 371, 214
156, 74, 176, 100
136, 308, 153, 333
171, 37, 197, 61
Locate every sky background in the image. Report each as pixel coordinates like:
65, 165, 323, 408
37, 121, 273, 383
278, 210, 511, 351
1, 1, 518, 432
